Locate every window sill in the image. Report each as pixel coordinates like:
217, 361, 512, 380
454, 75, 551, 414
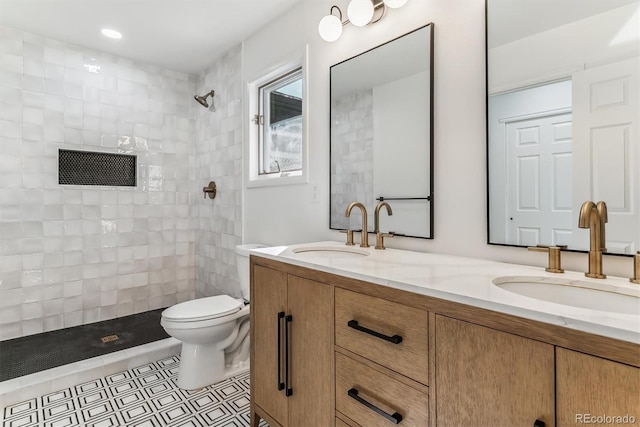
246, 171, 307, 189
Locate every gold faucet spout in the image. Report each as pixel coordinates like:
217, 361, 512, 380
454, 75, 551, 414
596, 201, 608, 252
374, 201, 393, 234
578, 200, 606, 279
345, 202, 369, 248
578, 201, 600, 252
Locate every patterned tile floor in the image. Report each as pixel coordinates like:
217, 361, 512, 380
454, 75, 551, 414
2, 356, 267, 427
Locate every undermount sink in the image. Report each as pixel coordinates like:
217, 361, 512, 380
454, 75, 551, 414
493, 276, 640, 315
291, 246, 370, 259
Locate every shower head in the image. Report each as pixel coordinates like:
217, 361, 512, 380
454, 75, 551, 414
194, 90, 215, 108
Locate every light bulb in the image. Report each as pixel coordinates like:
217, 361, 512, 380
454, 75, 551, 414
318, 14, 343, 42
383, 0, 408, 8
347, 0, 374, 27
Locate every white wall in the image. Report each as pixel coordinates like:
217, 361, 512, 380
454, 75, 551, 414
242, 0, 634, 278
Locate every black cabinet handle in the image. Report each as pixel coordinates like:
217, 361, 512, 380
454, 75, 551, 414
285, 314, 293, 397
533, 420, 546, 427
347, 320, 403, 344
348, 388, 403, 424
276, 312, 285, 391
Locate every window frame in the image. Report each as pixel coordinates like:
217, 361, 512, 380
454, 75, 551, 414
246, 47, 309, 188
257, 67, 303, 177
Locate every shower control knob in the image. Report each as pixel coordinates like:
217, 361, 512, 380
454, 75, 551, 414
203, 181, 217, 199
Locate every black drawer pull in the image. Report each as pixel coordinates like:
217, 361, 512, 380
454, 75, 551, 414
347, 320, 403, 344
285, 314, 293, 397
533, 420, 546, 427
276, 312, 285, 391
348, 388, 403, 424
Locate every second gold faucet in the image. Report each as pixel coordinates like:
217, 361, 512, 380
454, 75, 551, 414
374, 201, 393, 250
345, 201, 395, 249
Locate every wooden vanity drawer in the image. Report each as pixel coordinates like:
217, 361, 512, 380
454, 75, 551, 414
336, 352, 428, 427
335, 288, 428, 384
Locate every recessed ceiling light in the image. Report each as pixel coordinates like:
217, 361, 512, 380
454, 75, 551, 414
101, 28, 122, 39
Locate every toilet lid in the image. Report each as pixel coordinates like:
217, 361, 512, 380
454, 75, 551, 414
162, 295, 243, 322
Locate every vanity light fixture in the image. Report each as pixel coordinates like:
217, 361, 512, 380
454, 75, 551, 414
348, 0, 375, 27
318, 0, 409, 42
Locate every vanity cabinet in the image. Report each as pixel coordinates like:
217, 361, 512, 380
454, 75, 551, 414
250, 255, 640, 427
250, 264, 333, 427
556, 348, 640, 426
435, 315, 555, 427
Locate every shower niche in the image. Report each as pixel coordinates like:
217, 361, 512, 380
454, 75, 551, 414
58, 149, 137, 187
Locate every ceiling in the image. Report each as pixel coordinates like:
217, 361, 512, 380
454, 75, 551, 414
488, 0, 638, 48
0, 0, 304, 75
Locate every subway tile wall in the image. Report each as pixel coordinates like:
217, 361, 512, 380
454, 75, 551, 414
0, 26, 198, 340
330, 90, 374, 230
193, 46, 243, 298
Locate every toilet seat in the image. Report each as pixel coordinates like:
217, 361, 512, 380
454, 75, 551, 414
162, 295, 242, 322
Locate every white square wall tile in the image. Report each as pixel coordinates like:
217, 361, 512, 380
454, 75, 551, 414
0, 25, 200, 338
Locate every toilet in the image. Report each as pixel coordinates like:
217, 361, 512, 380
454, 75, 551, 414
161, 243, 265, 390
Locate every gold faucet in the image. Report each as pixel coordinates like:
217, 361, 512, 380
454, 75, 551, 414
374, 201, 393, 250
345, 202, 369, 248
578, 201, 607, 278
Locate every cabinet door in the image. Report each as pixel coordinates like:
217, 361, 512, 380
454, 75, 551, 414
252, 265, 288, 424
435, 315, 555, 427
287, 275, 333, 427
556, 348, 640, 427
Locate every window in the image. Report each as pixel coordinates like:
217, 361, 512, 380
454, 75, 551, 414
247, 50, 308, 188
257, 68, 303, 176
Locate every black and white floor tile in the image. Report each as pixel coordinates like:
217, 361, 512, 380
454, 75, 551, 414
2, 356, 268, 427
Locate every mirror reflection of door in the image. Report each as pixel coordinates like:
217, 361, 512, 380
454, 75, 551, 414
489, 80, 573, 246
572, 57, 640, 254
504, 109, 572, 247
487, 0, 640, 254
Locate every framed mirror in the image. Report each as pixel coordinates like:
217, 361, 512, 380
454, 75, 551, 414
486, 0, 639, 254
330, 24, 434, 238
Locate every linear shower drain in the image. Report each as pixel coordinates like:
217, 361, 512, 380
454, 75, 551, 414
101, 334, 119, 343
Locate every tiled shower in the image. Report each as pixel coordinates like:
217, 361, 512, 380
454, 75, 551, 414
0, 24, 243, 343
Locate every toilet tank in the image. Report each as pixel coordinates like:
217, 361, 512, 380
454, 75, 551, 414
235, 244, 266, 300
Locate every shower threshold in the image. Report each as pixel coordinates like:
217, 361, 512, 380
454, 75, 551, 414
0, 308, 170, 382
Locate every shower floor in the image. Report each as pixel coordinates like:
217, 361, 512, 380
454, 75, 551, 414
0, 309, 170, 382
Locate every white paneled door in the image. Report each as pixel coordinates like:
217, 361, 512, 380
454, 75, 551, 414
505, 112, 573, 247
572, 57, 640, 254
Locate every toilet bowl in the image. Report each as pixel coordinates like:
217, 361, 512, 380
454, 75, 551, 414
161, 243, 265, 390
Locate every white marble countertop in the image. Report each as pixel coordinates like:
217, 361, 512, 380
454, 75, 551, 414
250, 241, 640, 344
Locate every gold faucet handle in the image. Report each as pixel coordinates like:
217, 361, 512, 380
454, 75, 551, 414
340, 229, 355, 246
528, 244, 568, 251
631, 251, 640, 284
527, 245, 567, 273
